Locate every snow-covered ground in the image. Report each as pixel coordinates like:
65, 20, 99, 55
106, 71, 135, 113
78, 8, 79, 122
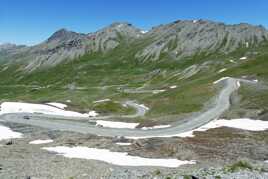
140, 30, 148, 34
127, 118, 268, 139
0, 102, 98, 118
152, 89, 166, 94
88, 111, 98, 117
43, 146, 196, 167
240, 56, 247, 60
141, 125, 171, 130
116, 142, 132, 146
95, 120, 139, 129
229, 59, 236, 63
0, 125, 22, 141
93, 99, 111, 103
46, 102, 67, 109
213, 77, 230, 84
175, 118, 268, 138
138, 104, 149, 111
218, 68, 227, 73
29, 139, 53, 144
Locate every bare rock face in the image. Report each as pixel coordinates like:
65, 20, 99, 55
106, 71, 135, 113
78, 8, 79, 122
1, 20, 268, 71
6, 22, 142, 71
85, 22, 142, 53
46, 28, 83, 43
135, 20, 268, 61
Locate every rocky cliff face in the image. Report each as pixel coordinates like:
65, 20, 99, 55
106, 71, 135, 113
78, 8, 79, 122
10, 22, 142, 71
1, 20, 268, 71
135, 20, 268, 61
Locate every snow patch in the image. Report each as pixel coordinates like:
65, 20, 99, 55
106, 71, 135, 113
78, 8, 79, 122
93, 99, 111, 103
218, 68, 227, 73
0, 125, 22, 141
0, 102, 97, 118
127, 118, 268, 139
152, 90, 166, 94
141, 125, 171, 130
43, 146, 196, 167
229, 60, 236, 63
29, 139, 53, 144
169, 85, 177, 89
95, 120, 139, 129
46, 102, 67, 109
193, 20, 198, 23
240, 56, 247, 60
140, 30, 148, 34
88, 111, 99, 117
138, 104, 149, 111
116, 142, 132, 146
213, 77, 230, 84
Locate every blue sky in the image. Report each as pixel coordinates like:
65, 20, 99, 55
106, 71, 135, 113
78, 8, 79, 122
1, 0, 267, 45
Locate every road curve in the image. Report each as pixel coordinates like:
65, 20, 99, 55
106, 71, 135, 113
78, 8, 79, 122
89, 100, 148, 120
0, 78, 240, 138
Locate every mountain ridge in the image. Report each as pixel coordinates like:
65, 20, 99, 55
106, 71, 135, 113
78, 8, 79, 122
1, 19, 268, 71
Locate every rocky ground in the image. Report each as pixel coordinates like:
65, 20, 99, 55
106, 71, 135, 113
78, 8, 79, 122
0, 122, 268, 179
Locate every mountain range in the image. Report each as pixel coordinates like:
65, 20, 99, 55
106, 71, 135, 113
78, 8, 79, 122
1, 19, 267, 71
0, 19, 268, 121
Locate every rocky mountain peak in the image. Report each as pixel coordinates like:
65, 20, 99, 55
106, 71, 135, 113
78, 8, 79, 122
2, 19, 268, 71
135, 19, 268, 61
47, 28, 84, 43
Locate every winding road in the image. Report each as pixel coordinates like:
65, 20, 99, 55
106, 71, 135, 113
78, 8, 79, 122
89, 100, 148, 120
0, 78, 243, 138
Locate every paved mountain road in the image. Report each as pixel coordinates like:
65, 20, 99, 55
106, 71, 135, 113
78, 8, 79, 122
0, 78, 243, 138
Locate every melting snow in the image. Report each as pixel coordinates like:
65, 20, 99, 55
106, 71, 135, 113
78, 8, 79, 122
218, 68, 227, 73
152, 90, 166, 94
116, 142, 132, 146
0, 102, 97, 118
93, 99, 111, 103
138, 104, 149, 111
229, 60, 236, 63
140, 30, 148, 34
141, 125, 171, 130
240, 56, 247, 60
95, 120, 139, 129
170, 85, 177, 89
128, 118, 268, 139
29, 139, 53, 144
88, 111, 99, 117
213, 77, 230, 84
46, 102, 67, 109
0, 125, 22, 141
43, 146, 196, 167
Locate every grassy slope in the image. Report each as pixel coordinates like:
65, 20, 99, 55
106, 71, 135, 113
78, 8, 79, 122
0, 39, 267, 123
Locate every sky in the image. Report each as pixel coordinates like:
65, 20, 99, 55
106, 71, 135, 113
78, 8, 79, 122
0, 0, 267, 45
